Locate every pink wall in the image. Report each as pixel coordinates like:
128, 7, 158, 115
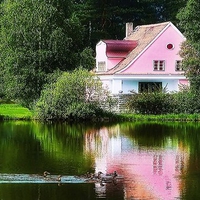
107, 58, 123, 70
122, 25, 184, 74
96, 41, 124, 70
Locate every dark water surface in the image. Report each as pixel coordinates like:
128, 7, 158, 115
0, 121, 200, 200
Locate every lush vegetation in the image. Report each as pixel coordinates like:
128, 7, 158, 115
126, 86, 200, 115
35, 68, 116, 120
177, 0, 200, 93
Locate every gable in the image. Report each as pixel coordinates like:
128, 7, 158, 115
98, 22, 186, 75
120, 23, 186, 74
96, 40, 138, 72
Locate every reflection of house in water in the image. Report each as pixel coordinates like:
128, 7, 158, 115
84, 125, 189, 200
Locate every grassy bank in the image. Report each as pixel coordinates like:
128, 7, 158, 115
1, 102, 200, 122
0, 103, 32, 120
118, 113, 200, 122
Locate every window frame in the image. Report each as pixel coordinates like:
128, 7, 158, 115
175, 60, 183, 71
97, 61, 106, 72
153, 60, 165, 71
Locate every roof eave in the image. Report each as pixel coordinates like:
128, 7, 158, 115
116, 22, 172, 74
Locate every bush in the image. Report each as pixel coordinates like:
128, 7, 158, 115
126, 90, 174, 114
172, 86, 200, 114
126, 85, 200, 115
35, 68, 114, 120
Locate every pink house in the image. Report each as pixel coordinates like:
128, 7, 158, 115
95, 22, 188, 94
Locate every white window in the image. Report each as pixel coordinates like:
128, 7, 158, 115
175, 60, 183, 71
97, 61, 106, 71
153, 60, 165, 71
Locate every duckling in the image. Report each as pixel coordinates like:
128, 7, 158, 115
100, 180, 105, 186
113, 171, 118, 178
86, 172, 90, 178
43, 171, 51, 178
97, 171, 103, 179
100, 171, 118, 183
106, 171, 118, 177
57, 175, 62, 182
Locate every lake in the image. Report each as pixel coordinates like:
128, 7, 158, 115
0, 121, 200, 200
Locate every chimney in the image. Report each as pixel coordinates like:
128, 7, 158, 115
126, 22, 133, 38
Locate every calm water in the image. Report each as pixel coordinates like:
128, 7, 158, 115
0, 121, 200, 200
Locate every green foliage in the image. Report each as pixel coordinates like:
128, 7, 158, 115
177, 0, 200, 92
74, 0, 185, 48
79, 47, 95, 70
127, 85, 200, 115
172, 86, 200, 114
35, 68, 113, 120
153, 0, 187, 23
0, 0, 85, 107
126, 90, 174, 115
179, 41, 200, 92
177, 0, 200, 51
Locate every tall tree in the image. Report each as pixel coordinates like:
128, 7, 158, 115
73, 0, 157, 48
0, 0, 84, 106
177, 0, 200, 91
73, 0, 187, 48
152, 0, 187, 23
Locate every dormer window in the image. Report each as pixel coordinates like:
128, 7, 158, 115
153, 60, 165, 71
97, 61, 106, 72
175, 60, 183, 71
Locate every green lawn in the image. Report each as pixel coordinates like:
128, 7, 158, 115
0, 104, 33, 119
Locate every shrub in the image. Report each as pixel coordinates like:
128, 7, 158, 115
126, 85, 200, 115
126, 90, 174, 114
172, 86, 200, 114
35, 68, 114, 120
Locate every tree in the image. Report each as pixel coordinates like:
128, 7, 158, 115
73, 0, 187, 48
177, 0, 200, 51
35, 68, 114, 120
151, 0, 187, 23
73, 0, 159, 48
177, 0, 200, 91
0, 0, 86, 107
79, 47, 95, 70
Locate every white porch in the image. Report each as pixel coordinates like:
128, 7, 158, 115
99, 74, 188, 94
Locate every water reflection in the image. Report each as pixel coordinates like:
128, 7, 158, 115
0, 121, 200, 199
84, 123, 190, 200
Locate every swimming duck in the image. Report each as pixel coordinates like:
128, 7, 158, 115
43, 171, 51, 177
97, 171, 103, 179
100, 171, 118, 182
57, 175, 62, 182
113, 171, 118, 178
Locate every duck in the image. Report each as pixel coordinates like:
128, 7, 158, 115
85, 171, 103, 179
100, 171, 118, 182
113, 171, 118, 178
43, 171, 51, 177
86, 172, 90, 178
105, 171, 118, 177
95, 171, 103, 179
57, 175, 62, 182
